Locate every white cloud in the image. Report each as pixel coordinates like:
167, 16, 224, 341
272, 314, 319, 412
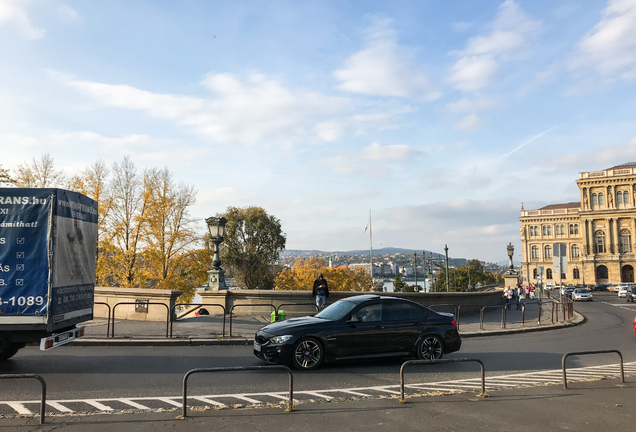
334, 17, 441, 101
56, 71, 354, 146
454, 114, 481, 130
569, 0, 636, 81
446, 96, 500, 113
0, 0, 44, 39
56, 4, 80, 21
448, 1, 541, 91
361, 142, 418, 161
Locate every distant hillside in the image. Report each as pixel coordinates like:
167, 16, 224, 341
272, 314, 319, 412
283, 247, 446, 259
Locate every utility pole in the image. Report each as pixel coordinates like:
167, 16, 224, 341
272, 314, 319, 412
444, 245, 450, 293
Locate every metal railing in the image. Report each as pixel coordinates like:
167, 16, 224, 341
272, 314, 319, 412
276, 303, 318, 315
456, 304, 482, 330
110, 302, 171, 338
170, 303, 226, 338
94, 301, 112, 337
182, 365, 294, 417
479, 305, 506, 330
229, 304, 277, 336
562, 350, 625, 389
0, 374, 46, 424
399, 358, 486, 402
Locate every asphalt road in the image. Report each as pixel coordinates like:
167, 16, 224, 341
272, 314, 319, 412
1, 292, 635, 406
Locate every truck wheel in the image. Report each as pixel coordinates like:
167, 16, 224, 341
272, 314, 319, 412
0, 344, 23, 361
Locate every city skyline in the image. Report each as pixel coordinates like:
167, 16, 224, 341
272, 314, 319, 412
1, 1, 635, 262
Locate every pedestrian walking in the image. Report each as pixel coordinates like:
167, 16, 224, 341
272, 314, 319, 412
504, 286, 513, 310
312, 273, 329, 311
515, 284, 522, 310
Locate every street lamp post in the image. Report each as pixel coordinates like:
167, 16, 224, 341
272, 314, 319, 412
444, 245, 450, 293
414, 252, 418, 291
205, 216, 228, 291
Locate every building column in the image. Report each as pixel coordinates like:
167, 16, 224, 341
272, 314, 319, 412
585, 219, 590, 255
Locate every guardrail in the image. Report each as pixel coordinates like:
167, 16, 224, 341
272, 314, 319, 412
276, 303, 318, 316
110, 302, 171, 338
170, 303, 226, 338
229, 304, 277, 336
399, 358, 486, 402
480, 305, 506, 330
456, 304, 482, 331
181, 365, 294, 417
562, 350, 625, 389
94, 302, 112, 337
0, 374, 46, 424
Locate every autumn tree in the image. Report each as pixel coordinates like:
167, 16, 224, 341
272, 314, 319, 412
275, 258, 373, 292
67, 160, 112, 285
218, 206, 286, 290
12, 153, 64, 188
0, 165, 12, 185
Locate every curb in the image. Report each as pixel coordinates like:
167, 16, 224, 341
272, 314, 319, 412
460, 311, 585, 338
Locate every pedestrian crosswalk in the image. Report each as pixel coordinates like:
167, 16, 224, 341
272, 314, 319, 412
2, 361, 635, 417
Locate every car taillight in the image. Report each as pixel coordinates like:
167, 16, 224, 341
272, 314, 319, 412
451, 320, 458, 329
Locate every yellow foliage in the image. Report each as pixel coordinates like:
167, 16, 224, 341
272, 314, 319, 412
275, 258, 372, 292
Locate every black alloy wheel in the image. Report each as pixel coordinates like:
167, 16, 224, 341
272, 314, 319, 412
292, 337, 324, 370
417, 335, 444, 361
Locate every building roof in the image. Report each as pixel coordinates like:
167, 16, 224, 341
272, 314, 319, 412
607, 162, 636, 170
538, 202, 580, 210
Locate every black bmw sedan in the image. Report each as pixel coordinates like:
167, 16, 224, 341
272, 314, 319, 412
253, 294, 461, 370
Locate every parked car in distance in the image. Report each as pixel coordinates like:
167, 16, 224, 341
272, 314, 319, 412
572, 288, 593, 301
617, 283, 635, 298
626, 287, 636, 303
545, 282, 555, 291
253, 294, 462, 370
592, 283, 611, 291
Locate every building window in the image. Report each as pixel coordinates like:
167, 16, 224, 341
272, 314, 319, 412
575, 224, 579, 234
543, 225, 547, 235
617, 191, 623, 204
620, 229, 632, 253
592, 193, 598, 208
545, 245, 552, 258
531, 246, 539, 258
624, 191, 629, 205
595, 230, 606, 253
596, 265, 608, 279
572, 244, 580, 258
533, 268, 537, 278
569, 224, 574, 234
599, 193, 604, 206
546, 268, 553, 279
530, 226, 536, 236
547, 225, 552, 235
573, 268, 580, 279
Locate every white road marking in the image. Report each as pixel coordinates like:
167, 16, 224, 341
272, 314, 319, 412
3, 361, 635, 416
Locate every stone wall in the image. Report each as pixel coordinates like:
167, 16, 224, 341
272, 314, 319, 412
94, 287, 182, 321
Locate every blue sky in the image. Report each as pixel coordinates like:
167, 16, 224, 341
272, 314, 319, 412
1, 0, 636, 262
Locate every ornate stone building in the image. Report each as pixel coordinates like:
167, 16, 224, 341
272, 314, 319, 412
519, 163, 636, 287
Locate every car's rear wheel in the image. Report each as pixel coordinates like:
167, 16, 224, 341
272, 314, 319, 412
292, 337, 324, 370
417, 335, 444, 360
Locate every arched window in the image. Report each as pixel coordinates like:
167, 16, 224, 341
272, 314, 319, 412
546, 268, 553, 279
544, 245, 552, 258
531, 246, 539, 258
573, 267, 580, 279
599, 193, 604, 206
547, 225, 552, 235
595, 230, 606, 253
543, 225, 547, 235
574, 224, 579, 234
620, 229, 632, 253
572, 244, 580, 258
533, 268, 537, 278
569, 224, 574, 234
624, 191, 629, 205
596, 265, 608, 279
617, 191, 623, 204
592, 193, 598, 208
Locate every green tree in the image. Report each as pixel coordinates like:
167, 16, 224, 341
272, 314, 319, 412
219, 206, 286, 290
393, 274, 407, 292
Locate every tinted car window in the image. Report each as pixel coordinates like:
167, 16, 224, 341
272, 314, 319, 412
351, 304, 382, 322
386, 302, 426, 321
315, 299, 357, 320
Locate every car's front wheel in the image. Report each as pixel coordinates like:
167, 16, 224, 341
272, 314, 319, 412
417, 335, 444, 361
291, 337, 324, 370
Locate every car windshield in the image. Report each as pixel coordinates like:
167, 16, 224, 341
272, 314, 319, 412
574, 289, 586, 293
314, 299, 358, 320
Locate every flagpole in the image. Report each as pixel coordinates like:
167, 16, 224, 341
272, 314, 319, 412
369, 210, 373, 280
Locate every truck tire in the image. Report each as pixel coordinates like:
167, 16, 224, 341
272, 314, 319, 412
0, 344, 23, 361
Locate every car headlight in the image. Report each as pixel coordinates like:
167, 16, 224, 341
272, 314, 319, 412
270, 335, 293, 344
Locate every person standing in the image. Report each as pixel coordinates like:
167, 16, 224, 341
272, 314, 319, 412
312, 273, 329, 311
515, 284, 522, 310
504, 286, 513, 310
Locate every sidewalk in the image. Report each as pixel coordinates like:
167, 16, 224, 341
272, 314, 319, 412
2, 375, 633, 431
70, 300, 584, 347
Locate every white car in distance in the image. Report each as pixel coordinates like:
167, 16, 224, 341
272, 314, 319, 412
572, 288, 593, 301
